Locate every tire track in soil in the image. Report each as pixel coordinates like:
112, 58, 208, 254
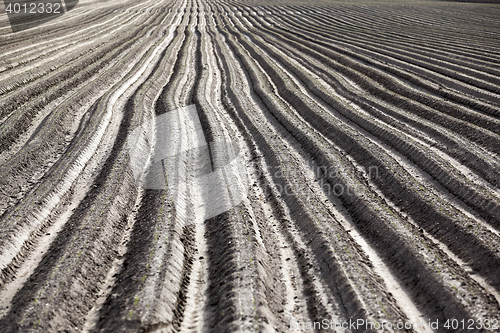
93, 2, 216, 332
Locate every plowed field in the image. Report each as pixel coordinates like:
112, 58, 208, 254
1, 0, 500, 332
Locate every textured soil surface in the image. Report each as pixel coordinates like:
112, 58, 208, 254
0, 0, 500, 332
